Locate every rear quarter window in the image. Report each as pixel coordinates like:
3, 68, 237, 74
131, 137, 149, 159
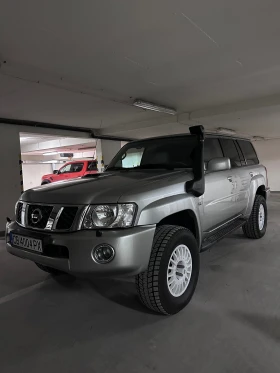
237, 140, 259, 165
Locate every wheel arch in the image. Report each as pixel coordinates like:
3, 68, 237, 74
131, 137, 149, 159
245, 175, 267, 218
157, 209, 200, 247
41, 180, 51, 185
256, 185, 267, 199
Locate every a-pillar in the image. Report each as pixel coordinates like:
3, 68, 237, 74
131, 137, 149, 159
95, 139, 122, 172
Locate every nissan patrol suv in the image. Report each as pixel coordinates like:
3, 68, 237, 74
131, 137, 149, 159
6, 126, 270, 315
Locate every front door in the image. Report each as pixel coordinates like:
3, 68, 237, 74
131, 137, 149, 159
201, 170, 238, 232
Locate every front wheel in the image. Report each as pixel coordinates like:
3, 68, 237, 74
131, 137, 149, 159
242, 195, 267, 239
135, 225, 200, 315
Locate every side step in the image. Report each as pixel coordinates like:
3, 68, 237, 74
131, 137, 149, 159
201, 217, 246, 252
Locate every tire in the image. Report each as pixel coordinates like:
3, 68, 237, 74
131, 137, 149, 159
41, 180, 50, 185
135, 225, 200, 315
35, 262, 64, 275
242, 195, 267, 239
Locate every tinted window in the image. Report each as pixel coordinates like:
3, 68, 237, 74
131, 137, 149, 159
204, 138, 223, 162
87, 161, 98, 171
59, 164, 71, 174
219, 139, 242, 167
108, 136, 197, 170
235, 142, 246, 166
237, 140, 259, 165
71, 163, 84, 173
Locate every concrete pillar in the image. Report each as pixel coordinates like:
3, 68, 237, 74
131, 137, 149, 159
0, 124, 22, 233
96, 139, 122, 172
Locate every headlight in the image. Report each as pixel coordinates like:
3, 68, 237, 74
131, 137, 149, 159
82, 204, 137, 229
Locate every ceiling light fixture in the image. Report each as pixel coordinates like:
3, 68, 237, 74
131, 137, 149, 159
133, 100, 177, 115
43, 151, 59, 156
216, 127, 236, 135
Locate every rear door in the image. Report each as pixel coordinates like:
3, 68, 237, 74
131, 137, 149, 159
236, 140, 260, 209
219, 138, 248, 216
202, 137, 237, 232
84, 160, 98, 176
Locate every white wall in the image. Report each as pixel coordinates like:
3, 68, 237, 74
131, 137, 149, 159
22, 163, 53, 190
0, 124, 22, 231
254, 140, 280, 191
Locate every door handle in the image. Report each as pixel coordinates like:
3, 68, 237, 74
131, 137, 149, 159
227, 176, 233, 182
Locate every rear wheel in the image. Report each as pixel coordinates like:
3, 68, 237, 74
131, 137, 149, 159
35, 263, 64, 275
242, 195, 267, 239
135, 225, 200, 315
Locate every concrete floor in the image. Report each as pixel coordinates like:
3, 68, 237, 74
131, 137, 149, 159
1, 194, 280, 373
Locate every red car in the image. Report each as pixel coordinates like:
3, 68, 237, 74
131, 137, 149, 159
41, 160, 98, 185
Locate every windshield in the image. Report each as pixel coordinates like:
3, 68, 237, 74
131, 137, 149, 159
107, 135, 197, 171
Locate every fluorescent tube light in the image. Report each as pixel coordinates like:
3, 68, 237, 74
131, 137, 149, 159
43, 151, 59, 156
133, 100, 177, 115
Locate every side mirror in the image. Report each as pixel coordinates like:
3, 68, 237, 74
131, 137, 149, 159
53, 170, 59, 174
207, 157, 231, 173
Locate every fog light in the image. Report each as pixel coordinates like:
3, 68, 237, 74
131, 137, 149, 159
92, 244, 115, 264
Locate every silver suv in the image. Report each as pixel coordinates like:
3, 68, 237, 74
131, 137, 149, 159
6, 126, 270, 315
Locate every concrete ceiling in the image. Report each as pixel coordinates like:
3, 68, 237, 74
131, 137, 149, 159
1, 0, 280, 139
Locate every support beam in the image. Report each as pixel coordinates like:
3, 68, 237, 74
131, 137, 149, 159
96, 139, 122, 171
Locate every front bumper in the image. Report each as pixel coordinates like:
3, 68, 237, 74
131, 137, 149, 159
6, 222, 156, 277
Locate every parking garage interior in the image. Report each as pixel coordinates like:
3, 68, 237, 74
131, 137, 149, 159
1, 1, 280, 372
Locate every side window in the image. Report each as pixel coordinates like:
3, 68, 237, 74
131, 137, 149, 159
87, 161, 98, 171
237, 140, 259, 165
59, 164, 71, 174
219, 139, 242, 168
204, 138, 223, 162
70, 163, 84, 173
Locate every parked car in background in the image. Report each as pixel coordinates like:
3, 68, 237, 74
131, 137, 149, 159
41, 160, 98, 185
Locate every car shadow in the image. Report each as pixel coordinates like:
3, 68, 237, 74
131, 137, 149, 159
85, 277, 158, 315
51, 272, 158, 315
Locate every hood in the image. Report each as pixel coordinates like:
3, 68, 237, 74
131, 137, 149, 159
21, 170, 192, 205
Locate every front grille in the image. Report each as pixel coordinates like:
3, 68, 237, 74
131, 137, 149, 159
16, 202, 23, 224
27, 205, 53, 229
16, 203, 82, 231
56, 207, 78, 230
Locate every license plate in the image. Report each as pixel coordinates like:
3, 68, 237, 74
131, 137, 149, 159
10, 233, 43, 253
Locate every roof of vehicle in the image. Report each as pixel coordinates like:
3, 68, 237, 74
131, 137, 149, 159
127, 132, 252, 144
63, 159, 96, 164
